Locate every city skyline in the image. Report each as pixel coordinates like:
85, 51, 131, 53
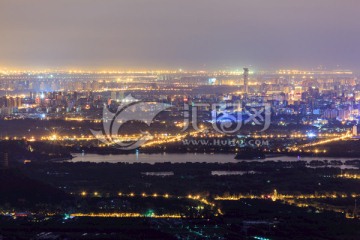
2, 1, 360, 239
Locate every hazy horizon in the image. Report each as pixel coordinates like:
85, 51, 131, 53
1, 0, 359, 71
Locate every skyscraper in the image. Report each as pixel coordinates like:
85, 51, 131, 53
243, 68, 249, 95
353, 125, 358, 136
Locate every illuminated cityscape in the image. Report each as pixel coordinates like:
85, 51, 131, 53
1, 0, 360, 239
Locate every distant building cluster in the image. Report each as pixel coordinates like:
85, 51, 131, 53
0, 69, 359, 126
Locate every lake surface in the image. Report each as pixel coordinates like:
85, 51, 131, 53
70, 153, 360, 165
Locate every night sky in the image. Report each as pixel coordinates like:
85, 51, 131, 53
0, 0, 359, 70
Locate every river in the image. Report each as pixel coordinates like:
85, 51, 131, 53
70, 153, 360, 166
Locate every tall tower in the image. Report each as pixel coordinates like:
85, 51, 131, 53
243, 68, 249, 95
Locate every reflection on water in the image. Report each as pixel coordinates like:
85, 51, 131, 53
71, 153, 238, 164
141, 172, 174, 177
307, 165, 358, 170
211, 171, 258, 176
70, 153, 359, 169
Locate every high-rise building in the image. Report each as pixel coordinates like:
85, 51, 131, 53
111, 91, 117, 101
353, 125, 358, 136
293, 86, 303, 101
243, 68, 249, 94
118, 91, 125, 101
